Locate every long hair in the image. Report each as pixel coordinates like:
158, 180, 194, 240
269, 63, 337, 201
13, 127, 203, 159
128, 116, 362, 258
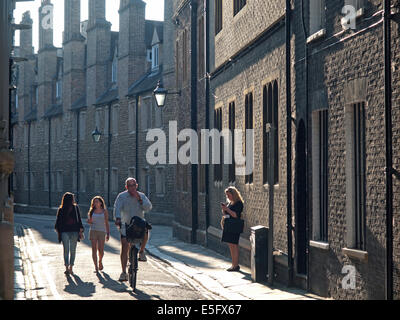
225, 186, 244, 205
88, 196, 106, 219
59, 192, 75, 212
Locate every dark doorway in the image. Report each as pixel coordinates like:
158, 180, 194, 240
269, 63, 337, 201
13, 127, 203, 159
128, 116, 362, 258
295, 119, 307, 275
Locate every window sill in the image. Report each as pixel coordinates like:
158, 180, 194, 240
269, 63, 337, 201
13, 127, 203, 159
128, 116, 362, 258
213, 181, 223, 188
342, 247, 368, 262
244, 183, 254, 190
263, 183, 280, 191
307, 28, 326, 44
310, 240, 329, 250
356, 8, 364, 19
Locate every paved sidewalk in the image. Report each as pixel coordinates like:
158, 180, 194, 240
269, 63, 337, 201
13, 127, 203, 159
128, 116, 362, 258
146, 226, 322, 300
13, 221, 324, 300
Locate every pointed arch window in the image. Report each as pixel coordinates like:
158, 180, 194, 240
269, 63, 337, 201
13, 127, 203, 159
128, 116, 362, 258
263, 82, 279, 185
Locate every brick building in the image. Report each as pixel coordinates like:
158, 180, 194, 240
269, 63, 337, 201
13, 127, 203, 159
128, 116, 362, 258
170, 0, 209, 245
11, 0, 400, 300
298, 0, 400, 299
207, 0, 294, 286
202, 0, 400, 299
12, 0, 174, 224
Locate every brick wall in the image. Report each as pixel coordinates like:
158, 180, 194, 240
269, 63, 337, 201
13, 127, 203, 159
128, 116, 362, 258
13, 0, 175, 227
301, 0, 393, 299
391, 0, 400, 300
214, 0, 285, 68
209, 0, 291, 276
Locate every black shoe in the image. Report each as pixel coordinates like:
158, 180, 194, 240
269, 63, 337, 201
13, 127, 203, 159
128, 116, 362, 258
227, 266, 240, 272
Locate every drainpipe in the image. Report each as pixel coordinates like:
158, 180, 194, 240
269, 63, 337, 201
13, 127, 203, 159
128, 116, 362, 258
204, 0, 210, 238
286, 0, 294, 287
76, 111, 80, 203
8, 59, 13, 196
107, 102, 112, 208
48, 118, 51, 207
27, 121, 31, 205
135, 95, 139, 186
268, 123, 275, 286
190, 0, 198, 244
383, 0, 393, 301
301, 0, 310, 292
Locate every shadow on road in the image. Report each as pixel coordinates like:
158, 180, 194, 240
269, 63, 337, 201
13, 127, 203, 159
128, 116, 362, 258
64, 274, 96, 297
128, 288, 161, 300
96, 271, 129, 293
96, 271, 162, 300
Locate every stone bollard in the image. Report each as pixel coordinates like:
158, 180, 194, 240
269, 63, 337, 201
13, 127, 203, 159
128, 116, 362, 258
0, 221, 14, 300
250, 225, 268, 283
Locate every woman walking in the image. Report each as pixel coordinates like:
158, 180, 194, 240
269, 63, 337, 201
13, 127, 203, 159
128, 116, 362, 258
220, 186, 244, 272
87, 196, 110, 272
55, 192, 84, 275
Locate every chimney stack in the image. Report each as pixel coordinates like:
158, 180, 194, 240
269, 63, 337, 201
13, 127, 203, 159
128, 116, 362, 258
38, 0, 54, 50
63, 0, 86, 113
86, 0, 111, 106
20, 11, 33, 57
118, 0, 146, 97
64, 0, 82, 43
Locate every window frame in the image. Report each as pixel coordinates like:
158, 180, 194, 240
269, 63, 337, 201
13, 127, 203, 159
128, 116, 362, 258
345, 101, 367, 251
228, 101, 236, 183
233, 0, 247, 16
309, 0, 325, 38
215, 0, 223, 35
311, 109, 329, 242
245, 91, 253, 185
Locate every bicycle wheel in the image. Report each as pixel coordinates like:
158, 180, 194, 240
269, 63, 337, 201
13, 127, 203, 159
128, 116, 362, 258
129, 245, 138, 291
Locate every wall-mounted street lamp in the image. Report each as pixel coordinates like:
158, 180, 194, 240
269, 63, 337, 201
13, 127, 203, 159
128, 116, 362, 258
153, 80, 181, 108
91, 126, 102, 142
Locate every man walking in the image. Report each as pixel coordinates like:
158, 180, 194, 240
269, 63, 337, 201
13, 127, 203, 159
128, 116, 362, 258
114, 177, 152, 281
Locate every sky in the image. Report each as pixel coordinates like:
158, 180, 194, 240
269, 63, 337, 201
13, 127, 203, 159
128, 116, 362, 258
13, 0, 164, 51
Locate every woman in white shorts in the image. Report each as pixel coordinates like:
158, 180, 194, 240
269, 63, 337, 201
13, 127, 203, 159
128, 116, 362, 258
87, 196, 110, 272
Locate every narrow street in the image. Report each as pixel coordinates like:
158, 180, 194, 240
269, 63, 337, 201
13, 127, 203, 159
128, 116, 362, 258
14, 214, 218, 300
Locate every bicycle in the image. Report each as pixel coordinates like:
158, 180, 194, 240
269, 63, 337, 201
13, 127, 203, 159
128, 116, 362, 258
125, 216, 151, 292
127, 237, 140, 291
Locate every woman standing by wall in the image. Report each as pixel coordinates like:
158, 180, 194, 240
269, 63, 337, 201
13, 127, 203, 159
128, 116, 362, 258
87, 196, 110, 272
220, 187, 244, 272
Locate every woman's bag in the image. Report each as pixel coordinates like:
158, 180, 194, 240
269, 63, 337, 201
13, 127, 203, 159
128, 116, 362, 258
74, 206, 85, 241
56, 231, 62, 243
223, 218, 244, 234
